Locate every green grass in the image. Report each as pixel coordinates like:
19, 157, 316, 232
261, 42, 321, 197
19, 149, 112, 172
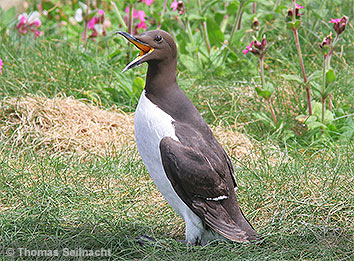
1, 0, 354, 259
3, 30, 352, 142
0, 35, 144, 110
0, 141, 353, 260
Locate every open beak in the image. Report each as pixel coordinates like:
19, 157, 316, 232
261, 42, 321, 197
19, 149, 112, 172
116, 31, 154, 72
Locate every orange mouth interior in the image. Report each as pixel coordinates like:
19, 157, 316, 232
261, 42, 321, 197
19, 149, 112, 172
129, 39, 154, 57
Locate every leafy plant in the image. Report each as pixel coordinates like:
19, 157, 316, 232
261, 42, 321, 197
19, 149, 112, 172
243, 36, 278, 127
0, 7, 16, 35
286, 0, 312, 115
0, 0, 352, 144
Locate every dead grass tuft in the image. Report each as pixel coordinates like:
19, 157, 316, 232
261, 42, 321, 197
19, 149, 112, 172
0, 95, 286, 165
0, 95, 135, 159
211, 124, 255, 160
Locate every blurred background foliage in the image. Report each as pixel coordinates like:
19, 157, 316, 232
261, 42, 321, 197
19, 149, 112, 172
0, 0, 353, 145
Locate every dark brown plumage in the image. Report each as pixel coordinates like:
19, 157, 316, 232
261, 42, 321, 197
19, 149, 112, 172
118, 29, 258, 244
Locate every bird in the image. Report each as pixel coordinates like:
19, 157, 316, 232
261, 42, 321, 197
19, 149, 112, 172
117, 29, 258, 245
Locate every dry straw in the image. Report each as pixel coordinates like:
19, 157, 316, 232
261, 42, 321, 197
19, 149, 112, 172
0, 95, 135, 159
0, 95, 286, 164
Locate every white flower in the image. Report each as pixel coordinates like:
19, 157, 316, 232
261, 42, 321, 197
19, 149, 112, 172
75, 9, 83, 22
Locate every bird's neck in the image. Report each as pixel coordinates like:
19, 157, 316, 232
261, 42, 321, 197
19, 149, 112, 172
145, 58, 178, 95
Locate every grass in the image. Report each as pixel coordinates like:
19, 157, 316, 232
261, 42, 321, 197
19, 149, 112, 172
0, 0, 353, 259
1, 23, 353, 141
0, 35, 142, 110
0, 95, 136, 158
0, 98, 352, 260
0, 138, 353, 260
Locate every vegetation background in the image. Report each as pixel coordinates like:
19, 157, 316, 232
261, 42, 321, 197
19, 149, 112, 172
0, 0, 353, 259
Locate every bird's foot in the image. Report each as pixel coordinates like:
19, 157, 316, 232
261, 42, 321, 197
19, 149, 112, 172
176, 239, 188, 244
136, 234, 157, 247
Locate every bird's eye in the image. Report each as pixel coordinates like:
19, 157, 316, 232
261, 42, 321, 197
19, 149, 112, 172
154, 35, 162, 42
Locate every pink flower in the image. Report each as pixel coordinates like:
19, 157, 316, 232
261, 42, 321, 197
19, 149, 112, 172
170, 1, 185, 15
87, 17, 96, 30
171, 0, 178, 11
329, 18, 341, 24
295, 2, 304, 9
0, 58, 3, 74
138, 21, 147, 30
143, 0, 154, 6
86, 9, 106, 40
19, 15, 26, 26
137, 10, 146, 22
33, 20, 41, 27
329, 16, 348, 35
124, 7, 147, 33
242, 41, 254, 55
125, 7, 140, 20
137, 10, 147, 30
16, 12, 43, 38
125, 7, 130, 16
286, 1, 304, 20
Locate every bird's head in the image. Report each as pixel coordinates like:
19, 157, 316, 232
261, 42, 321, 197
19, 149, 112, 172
117, 30, 177, 72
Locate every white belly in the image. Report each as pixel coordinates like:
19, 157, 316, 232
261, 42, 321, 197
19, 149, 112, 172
134, 90, 187, 216
135, 91, 212, 243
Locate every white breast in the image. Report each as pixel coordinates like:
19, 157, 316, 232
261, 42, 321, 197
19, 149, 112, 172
134, 90, 214, 244
134, 90, 184, 213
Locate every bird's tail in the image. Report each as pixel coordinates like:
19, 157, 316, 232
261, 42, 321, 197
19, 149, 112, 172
198, 196, 259, 243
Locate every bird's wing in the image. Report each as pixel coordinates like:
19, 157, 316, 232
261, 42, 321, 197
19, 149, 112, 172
159, 136, 256, 242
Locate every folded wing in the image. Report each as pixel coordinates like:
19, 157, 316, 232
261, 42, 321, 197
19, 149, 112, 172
160, 136, 258, 242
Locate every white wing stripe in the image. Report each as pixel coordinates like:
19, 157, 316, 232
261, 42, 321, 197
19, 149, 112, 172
206, 195, 228, 201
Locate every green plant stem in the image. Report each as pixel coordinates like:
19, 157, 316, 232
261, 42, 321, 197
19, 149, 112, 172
229, 2, 244, 44
186, 20, 195, 45
186, 18, 202, 65
321, 96, 325, 127
252, 2, 256, 14
260, 56, 278, 125
323, 34, 338, 114
222, 2, 244, 62
202, 21, 211, 53
260, 56, 266, 88
111, 1, 127, 30
221, 15, 228, 33
322, 55, 327, 126
305, 84, 312, 115
197, 0, 211, 53
236, 4, 244, 30
292, 28, 312, 115
267, 98, 278, 126
175, 15, 185, 30
157, 0, 168, 29
127, 4, 134, 64
327, 34, 339, 69
82, 0, 91, 42
128, 4, 133, 35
